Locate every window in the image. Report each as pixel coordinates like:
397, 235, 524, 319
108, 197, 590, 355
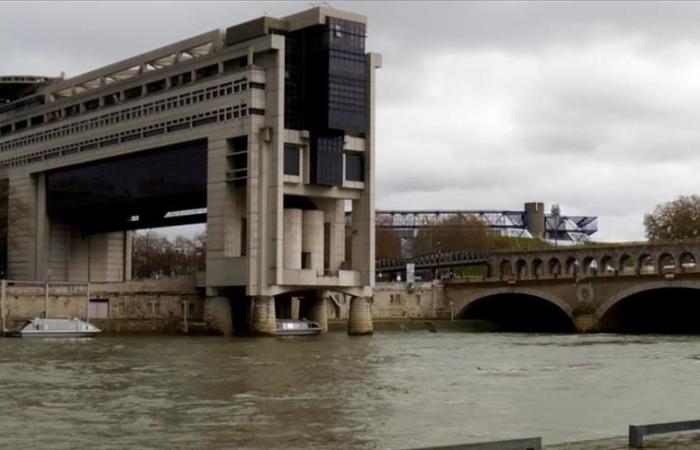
345, 153, 364, 182
284, 146, 300, 176
146, 79, 166, 94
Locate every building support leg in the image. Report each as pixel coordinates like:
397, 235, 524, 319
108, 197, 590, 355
348, 296, 373, 336
204, 295, 233, 336
308, 291, 329, 332
250, 295, 276, 336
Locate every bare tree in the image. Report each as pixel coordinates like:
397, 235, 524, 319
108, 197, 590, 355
131, 230, 205, 279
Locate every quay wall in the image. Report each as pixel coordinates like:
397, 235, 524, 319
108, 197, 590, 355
1, 275, 204, 334
0, 278, 451, 334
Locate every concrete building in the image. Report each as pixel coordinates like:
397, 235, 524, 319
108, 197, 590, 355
0, 7, 379, 335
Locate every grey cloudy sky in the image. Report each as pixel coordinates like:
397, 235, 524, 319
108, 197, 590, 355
3, 1, 700, 241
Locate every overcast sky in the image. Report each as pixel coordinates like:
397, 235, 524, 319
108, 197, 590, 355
3, 1, 700, 241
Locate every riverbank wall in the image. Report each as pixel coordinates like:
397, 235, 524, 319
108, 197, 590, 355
0, 278, 451, 334
0, 276, 203, 334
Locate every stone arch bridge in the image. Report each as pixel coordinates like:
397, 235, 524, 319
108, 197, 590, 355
440, 241, 700, 333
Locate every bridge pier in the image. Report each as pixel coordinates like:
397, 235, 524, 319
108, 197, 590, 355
348, 296, 373, 335
204, 295, 234, 336
573, 312, 598, 333
307, 291, 329, 332
250, 295, 277, 336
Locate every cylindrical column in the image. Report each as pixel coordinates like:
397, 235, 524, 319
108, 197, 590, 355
302, 210, 324, 271
250, 295, 277, 336
348, 296, 373, 335
524, 202, 545, 239
283, 209, 302, 269
308, 292, 329, 332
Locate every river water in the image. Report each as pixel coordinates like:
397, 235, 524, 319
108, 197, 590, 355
1, 331, 699, 449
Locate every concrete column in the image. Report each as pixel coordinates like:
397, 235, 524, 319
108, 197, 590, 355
124, 231, 133, 281
283, 208, 302, 269
308, 291, 329, 332
348, 296, 373, 336
302, 210, 324, 271
204, 296, 233, 336
35, 173, 49, 280
250, 295, 276, 336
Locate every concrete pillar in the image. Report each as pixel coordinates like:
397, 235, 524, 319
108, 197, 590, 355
250, 295, 276, 336
283, 208, 302, 269
302, 210, 324, 271
308, 291, 329, 332
524, 202, 545, 239
204, 296, 233, 336
348, 296, 373, 335
35, 173, 49, 280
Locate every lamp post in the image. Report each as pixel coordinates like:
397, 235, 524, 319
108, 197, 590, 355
435, 239, 441, 281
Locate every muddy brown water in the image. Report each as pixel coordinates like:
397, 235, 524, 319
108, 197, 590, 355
1, 332, 699, 449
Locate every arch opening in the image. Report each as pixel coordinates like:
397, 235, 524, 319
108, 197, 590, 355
515, 259, 528, 280
600, 255, 614, 275
680, 252, 697, 272
532, 259, 544, 279
548, 258, 561, 277
657, 253, 675, 273
600, 288, 700, 333
460, 293, 574, 332
639, 254, 654, 274
619, 254, 633, 274
500, 260, 513, 279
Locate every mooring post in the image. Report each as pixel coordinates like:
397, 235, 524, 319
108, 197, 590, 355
182, 300, 188, 333
0, 279, 6, 333
85, 282, 90, 321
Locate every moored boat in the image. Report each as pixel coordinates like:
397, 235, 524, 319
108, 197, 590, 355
7, 318, 101, 338
276, 319, 322, 336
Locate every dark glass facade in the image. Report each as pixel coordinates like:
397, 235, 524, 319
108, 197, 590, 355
46, 139, 207, 233
284, 146, 300, 176
284, 17, 368, 187
345, 153, 364, 182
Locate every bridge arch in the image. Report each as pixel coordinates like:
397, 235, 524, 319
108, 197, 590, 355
600, 255, 614, 275
456, 287, 574, 332
598, 281, 700, 333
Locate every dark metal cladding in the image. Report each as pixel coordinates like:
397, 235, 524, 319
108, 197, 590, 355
284, 18, 368, 187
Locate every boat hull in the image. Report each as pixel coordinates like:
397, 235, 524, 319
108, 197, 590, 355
8, 330, 100, 338
277, 329, 322, 336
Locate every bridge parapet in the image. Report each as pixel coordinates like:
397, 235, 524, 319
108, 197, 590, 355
489, 241, 700, 282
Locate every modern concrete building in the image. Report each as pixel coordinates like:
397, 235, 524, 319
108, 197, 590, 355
0, 7, 379, 335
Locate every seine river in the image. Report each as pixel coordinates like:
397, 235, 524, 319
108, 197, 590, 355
1, 331, 699, 449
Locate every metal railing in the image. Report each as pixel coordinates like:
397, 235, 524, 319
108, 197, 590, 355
406, 437, 541, 450
629, 419, 700, 448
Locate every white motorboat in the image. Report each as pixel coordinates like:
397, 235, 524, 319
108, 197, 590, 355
7, 318, 101, 338
276, 319, 322, 336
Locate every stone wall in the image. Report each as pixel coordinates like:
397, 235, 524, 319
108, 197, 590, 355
1, 275, 204, 334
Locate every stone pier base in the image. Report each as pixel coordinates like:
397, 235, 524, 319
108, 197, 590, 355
250, 296, 277, 336
308, 292, 329, 332
348, 296, 373, 336
204, 296, 233, 336
573, 313, 598, 333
